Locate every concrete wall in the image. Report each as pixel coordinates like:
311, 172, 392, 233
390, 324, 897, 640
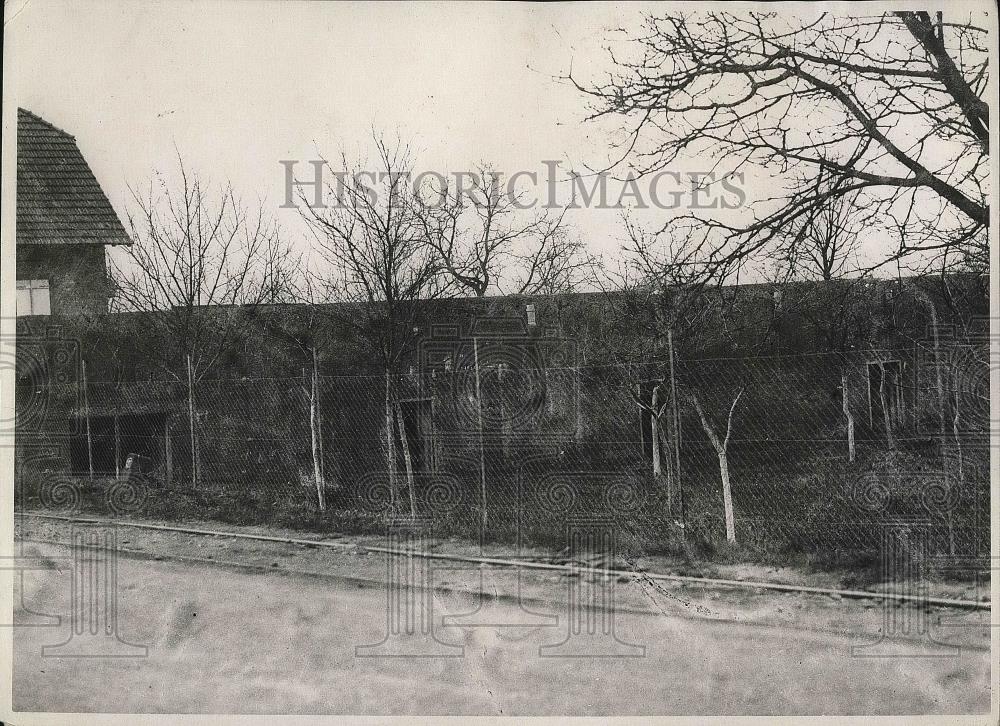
12, 275, 990, 491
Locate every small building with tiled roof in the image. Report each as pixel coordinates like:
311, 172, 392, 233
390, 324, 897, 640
16, 108, 131, 316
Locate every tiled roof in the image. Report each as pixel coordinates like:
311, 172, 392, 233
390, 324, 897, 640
16, 108, 131, 246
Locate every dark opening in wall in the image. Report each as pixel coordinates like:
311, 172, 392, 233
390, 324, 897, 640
69, 412, 169, 477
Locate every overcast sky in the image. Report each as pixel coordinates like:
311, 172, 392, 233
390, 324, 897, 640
13, 0, 955, 287
9, 1, 701, 265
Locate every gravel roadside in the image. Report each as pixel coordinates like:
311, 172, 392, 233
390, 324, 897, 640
14, 510, 991, 649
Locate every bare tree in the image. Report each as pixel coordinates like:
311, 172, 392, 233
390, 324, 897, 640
691, 386, 745, 544
110, 158, 297, 486
598, 228, 708, 509
772, 173, 861, 282
269, 285, 333, 514
299, 345, 326, 512
418, 166, 592, 297
574, 10, 989, 275
596, 221, 764, 538
300, 135, 446, 516
111, 159, 295, 376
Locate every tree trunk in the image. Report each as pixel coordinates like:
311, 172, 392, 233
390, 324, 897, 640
309, 363, 326, 513
691, 391, 743, 545
718, 451, 736, 544
313, 347, 327, 486
396, 402, 417, 518
384, 373, 398, 512
668, 329, 686, 534
841, 372, 855, 462
650, 385, 662, 480
655, 413, 674, 513
187, 354, 199, 487
651, 382, 674, 512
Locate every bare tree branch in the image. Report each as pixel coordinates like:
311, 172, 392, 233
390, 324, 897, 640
417, 166, 594, 297
109, 156, 298, 380
572, 11, 989, 274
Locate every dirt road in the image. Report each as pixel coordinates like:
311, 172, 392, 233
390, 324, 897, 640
11, 539, 990, 716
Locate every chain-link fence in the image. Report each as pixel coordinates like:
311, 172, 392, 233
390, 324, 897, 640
14, 328, 992, 567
